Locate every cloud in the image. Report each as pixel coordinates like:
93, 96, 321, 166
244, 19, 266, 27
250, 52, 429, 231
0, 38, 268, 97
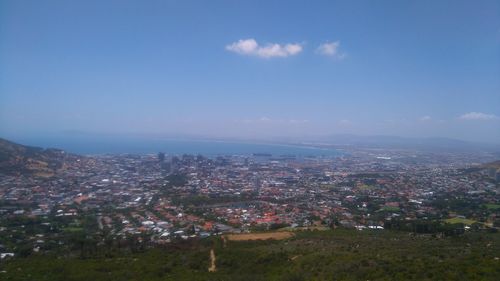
338, 119, 352, 126
289, 119, 309, 124
226, 39, 303, 58
420, 116, 432, 121
237, 117, 308, 124
459, 112, 499, 121
316, 41, 346, 59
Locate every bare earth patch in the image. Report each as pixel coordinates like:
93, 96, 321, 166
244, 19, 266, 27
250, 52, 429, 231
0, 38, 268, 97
225, 232, 294, 241
208, 249, 216, 272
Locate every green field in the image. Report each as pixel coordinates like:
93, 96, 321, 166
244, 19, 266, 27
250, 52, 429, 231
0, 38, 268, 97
444, 217, 477, 225
63, 227, 84, 232
378, 206, 400, 212
483, 204, 500, 210
1, 229, 499, 281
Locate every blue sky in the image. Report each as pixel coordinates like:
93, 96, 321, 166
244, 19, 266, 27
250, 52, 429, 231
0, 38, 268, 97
1, 0, 499, 143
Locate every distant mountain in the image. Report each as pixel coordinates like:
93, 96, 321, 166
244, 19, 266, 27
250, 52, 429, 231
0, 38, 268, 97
298, 134, 500, 152
0, 138, 75, 177
483, 160, 500, 169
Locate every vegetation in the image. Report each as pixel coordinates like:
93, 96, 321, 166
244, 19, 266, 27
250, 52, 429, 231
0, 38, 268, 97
378, 206, 400, 212
172, 194, 258, 207
164, 174, 188, 187
1, 229, 499, 280
483, 204, 500, 210
0, 138, 70, 176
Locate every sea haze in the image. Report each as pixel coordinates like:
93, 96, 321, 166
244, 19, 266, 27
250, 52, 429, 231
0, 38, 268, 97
14, 136, 341, 157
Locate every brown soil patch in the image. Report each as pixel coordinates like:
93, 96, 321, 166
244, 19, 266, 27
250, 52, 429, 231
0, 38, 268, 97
225, 231, 294, 241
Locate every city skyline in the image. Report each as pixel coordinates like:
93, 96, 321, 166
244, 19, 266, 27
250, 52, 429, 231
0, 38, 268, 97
1, 0, 499, 143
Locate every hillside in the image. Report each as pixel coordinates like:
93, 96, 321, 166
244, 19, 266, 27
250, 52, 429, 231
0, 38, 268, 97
1, 229, 499, 281
296, 134, 500, 152
0, 138, 73, 177
483, 160, 500, 169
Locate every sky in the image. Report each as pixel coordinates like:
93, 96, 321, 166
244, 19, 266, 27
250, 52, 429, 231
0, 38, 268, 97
1, 0, 499, 143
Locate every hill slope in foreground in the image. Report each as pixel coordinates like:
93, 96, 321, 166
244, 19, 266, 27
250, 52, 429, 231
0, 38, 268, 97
1, 229, 499, 281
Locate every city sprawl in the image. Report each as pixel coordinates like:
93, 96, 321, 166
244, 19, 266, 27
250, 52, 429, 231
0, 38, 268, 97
1, 147, 499, 258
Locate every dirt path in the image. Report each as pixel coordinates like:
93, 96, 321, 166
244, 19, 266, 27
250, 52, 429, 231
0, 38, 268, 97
208, 249, 216, 272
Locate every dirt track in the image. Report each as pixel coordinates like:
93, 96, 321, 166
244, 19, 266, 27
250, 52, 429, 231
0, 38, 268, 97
208, 249, 216, 272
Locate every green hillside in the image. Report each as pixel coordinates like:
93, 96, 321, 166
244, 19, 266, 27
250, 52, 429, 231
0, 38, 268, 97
1, 229, 499, 281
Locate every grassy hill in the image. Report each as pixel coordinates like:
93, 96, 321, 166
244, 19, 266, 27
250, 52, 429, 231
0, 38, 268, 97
1, 229, 499, 281
0, 138, 74, 177
483, 160, 500, 170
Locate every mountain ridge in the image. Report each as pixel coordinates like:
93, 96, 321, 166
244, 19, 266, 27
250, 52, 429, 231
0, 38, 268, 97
0, 138, 75, 177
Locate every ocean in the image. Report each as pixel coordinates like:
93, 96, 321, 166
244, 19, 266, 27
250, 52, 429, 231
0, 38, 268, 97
15, 137, 341, 157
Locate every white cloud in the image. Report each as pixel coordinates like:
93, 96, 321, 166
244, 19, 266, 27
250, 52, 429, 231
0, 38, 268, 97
338, 119, 352, 126
289, 119, 309, 124
316, 41, 346, 59
226, 39, 303, 58
237, 117, 308, 124
420, 116, 432, 121
459, 112, 499, 121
